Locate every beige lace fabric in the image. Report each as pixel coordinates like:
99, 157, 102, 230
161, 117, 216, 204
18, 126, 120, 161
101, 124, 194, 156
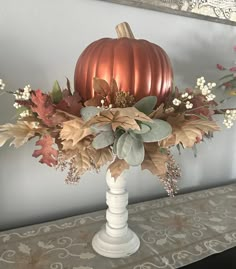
1, 183, 236, 269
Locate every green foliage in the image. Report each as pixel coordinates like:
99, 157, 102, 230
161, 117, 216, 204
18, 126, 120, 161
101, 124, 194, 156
80, 106, 100, 121
51, 81, 63, 104
124, 136, 144, 166
133, 123, 150, 134
92, 130, 114, 149
134, 96, 157, 115
140, 119, 172, 142
116, 132, 133, 159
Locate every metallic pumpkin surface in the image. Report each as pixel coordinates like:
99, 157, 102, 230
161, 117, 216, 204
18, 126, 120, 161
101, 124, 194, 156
74, 37, 173, 105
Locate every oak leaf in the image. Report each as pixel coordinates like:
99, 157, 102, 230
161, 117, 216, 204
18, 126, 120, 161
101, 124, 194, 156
60, 118, 92, 146
32, 135, 58, 166
0, 121, 36, 148
161, 115, 220, 148
141, 143, 169, 177
108, 158, 129, 180
31, 89, 55, 126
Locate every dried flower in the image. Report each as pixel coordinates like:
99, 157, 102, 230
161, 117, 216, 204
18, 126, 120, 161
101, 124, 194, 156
114, 90, 135, 108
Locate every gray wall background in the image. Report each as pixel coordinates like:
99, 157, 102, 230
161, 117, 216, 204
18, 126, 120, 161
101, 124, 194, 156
0, 0, 236, 231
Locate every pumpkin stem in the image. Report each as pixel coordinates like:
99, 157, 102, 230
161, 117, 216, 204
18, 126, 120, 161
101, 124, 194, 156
116, 22, 135, 39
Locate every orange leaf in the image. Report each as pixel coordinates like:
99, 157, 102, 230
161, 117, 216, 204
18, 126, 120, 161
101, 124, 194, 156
31, 89, 55, 126
32, 135, 58, 166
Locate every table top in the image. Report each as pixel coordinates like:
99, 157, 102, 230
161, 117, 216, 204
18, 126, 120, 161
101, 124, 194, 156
1, 183, 236, 269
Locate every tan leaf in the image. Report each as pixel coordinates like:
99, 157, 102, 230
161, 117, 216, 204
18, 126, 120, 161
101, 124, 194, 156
159, 134, 177, 148
161, 115, 220, 148
60, 118, 92, 146
88, 146, 113, 169
141, 143, 169, 177
93, 77, 110, 96
0, 121, 37, 148
73, 149, 93, 175
85, 107, 151, 131
84, 95, 103, 107
149, 104, 165, 119
61, 137, 92, 152
108, 158, 129, 180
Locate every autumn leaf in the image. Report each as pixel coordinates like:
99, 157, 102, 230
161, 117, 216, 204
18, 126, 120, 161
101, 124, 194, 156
161, 115, 220, 148
85, 107, 151, 131
149, 104, 166, 119
56, 91, 82, 116
60, 118, 92, 146
73, 149, 92, 175
108, 158, 129, 180
88, 146, 113, 169
31, 89, 55, 126
93, 77, 110, 96
141, 143, 169, 177
51, 109, 78, 126
0, 121, 36, 148
32, 135, 58, 166
84, 95, 103, 107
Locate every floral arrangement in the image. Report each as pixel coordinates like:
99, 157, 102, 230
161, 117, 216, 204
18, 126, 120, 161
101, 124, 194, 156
1, 47, 236, 197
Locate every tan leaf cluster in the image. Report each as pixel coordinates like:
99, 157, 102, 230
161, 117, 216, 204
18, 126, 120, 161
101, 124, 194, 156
161, 115, 220, 148
60, 138, 113, 180
108, 158, 129, 180
141, 143, 169, 177
85, 107, 151, 131
88, 146, 113, 169
60, 118, 92, 146
0, 121, 37, 148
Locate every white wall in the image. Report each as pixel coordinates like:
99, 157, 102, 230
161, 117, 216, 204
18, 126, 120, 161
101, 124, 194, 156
0, 0, 236, 231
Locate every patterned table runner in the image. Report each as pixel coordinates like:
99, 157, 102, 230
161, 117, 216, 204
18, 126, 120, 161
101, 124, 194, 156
1, 183, 236, 269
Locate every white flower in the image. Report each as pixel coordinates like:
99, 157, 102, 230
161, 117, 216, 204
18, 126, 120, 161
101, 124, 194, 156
206, 94, 216, 101
181, 92, 188, 98
172, 98, 181, 106
19, 110, 30, 118
14, 84, 32, 101
13, 102, 21, 109
0, 79, 5, 90
223, 109, 236, 128
186, 101, 193, 109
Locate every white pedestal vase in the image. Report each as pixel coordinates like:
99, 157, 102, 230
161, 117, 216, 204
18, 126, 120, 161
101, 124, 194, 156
92, 169, 140, 258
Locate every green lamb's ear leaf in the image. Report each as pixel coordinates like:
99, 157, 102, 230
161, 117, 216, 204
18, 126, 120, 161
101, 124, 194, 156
92, 131, 114, 149
141, 119, 172, 142
124, 137, 144, 166
134, 96, 157, 115
133, 123, 151, 134
51, 80, 63, 104
80, 106, 100, 122
91, 123, 112, 134
116, 133, 133, 159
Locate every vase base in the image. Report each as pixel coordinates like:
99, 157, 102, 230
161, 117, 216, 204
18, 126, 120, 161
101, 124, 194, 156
92, 226, 140, 258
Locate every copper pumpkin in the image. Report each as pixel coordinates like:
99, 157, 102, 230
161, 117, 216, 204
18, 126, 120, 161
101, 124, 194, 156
74, 22, 173, 105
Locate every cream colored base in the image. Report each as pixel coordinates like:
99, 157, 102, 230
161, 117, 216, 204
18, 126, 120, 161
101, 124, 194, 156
92, 225, 140, 258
